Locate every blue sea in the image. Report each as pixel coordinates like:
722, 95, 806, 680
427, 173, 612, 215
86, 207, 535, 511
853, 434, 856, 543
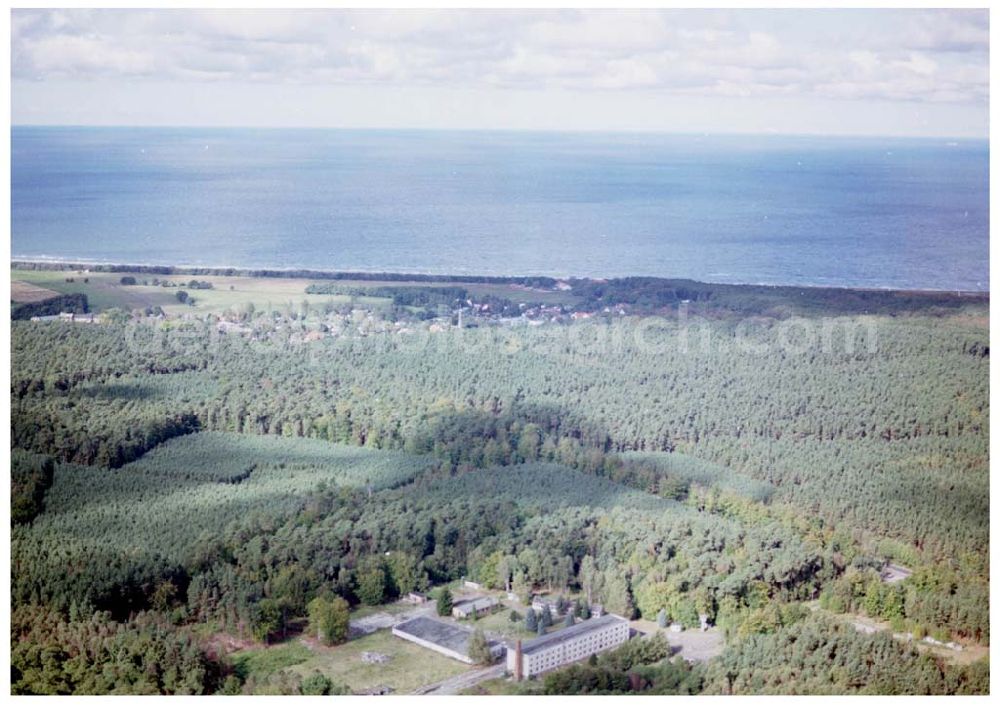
11, 126, 990, 291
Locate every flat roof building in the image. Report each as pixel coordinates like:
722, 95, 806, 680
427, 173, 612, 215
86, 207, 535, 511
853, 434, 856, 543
507, 614, 630, 680
452, 595, 498, 619
392, 616, 504, 664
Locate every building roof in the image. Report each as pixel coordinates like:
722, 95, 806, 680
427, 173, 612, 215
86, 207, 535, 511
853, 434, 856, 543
453, 596, 497, 612
519, 614, 628, 655
394, 616, 485, 656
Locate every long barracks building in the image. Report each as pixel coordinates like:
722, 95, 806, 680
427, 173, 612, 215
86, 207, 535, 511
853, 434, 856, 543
507, 613, 630, 680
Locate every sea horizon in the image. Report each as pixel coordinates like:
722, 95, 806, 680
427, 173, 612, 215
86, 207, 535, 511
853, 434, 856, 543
11, 123, 989, 142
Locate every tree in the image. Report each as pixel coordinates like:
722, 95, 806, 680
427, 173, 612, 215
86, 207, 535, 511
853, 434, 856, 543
564, 612, 575, 628
513, 571, 532, 605
580, 556, 598, 603
694, 586, 715, 622
518, 549, 542, 586
151, 580, 178, 612
525, 608, 538, 632
477, 550, 504, 590
517, 424, 541, 462
176, 290, 189, 304
301, 672, 334, 695
508, 610, 521, 623
251, 599, 283, 644
603, 570, 633, 618
497, 555, 517, 592
386, 552, 420, 597
674, 599, 700, 630
436, 588, 453, 617
540, 605, 553, 629
270, 564, 312, 615
356, 558, 387, 605
307, 595, 350, 645
657, 608, 668, 629
468, 627, 493, 665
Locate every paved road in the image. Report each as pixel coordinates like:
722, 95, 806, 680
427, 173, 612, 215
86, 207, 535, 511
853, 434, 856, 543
413, 663, 507, 695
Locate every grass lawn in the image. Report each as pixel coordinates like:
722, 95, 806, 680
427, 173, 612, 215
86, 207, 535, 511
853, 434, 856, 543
465, 608, 537, 641
462, 677, 538, 696
348, 601, 416, 620
288, 629, 473, 695
231, 641, 314, 681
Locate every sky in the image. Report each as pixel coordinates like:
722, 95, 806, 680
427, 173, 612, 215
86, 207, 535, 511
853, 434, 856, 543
10, 8, 990, 137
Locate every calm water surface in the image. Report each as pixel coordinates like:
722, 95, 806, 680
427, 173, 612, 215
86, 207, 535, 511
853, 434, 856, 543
11, 127, 989, 290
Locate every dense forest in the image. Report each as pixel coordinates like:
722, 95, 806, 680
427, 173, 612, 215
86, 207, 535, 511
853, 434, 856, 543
9, 278, 989, 694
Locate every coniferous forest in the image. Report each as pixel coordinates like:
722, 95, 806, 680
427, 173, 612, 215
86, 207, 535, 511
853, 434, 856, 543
9, 275, 989, 695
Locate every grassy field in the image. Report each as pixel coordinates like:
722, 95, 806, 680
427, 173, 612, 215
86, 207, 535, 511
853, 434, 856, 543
231, 642, 315, 681
12, 269, 179, 312
11, 267, 580, 315
462, 677, 528, 696
348, 602, 418, 620
236, 629, 475, 695
467, 606, 539, 641
10, 280, 63, 303
10, 268, 390, 315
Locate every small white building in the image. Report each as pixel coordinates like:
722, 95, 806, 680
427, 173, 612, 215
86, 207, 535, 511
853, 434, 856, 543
507, 614, 630, 680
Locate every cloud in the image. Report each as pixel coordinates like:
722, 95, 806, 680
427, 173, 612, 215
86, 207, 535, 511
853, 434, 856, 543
11, 9, 989, 105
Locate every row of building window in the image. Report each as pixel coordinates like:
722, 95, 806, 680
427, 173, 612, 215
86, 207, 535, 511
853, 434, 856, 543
523, 626, 628, 675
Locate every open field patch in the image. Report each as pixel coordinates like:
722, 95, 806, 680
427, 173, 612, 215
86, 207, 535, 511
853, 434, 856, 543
286, 629, 473, 694
11, 280, 62, 303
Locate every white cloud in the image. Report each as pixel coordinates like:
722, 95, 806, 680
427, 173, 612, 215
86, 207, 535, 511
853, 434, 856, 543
10, 8, 988, 107
893, 53, 938, 78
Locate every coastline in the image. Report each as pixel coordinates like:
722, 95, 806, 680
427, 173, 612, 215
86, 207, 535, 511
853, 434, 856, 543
10, 257, 991, 298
